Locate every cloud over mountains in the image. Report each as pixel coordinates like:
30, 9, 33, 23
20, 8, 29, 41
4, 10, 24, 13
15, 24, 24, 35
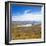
12, 10, 42, 21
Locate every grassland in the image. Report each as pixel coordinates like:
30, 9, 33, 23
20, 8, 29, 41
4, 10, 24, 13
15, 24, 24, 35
11, 24, 41, 40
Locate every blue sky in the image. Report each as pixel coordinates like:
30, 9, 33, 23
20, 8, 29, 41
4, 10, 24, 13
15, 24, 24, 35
11, 4, 41, 16
11, 4, 42, 21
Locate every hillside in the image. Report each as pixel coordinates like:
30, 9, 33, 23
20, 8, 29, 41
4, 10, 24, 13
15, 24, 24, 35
11, 24, 41, 40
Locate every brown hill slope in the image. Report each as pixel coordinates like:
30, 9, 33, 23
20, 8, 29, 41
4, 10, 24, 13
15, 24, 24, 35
11, 24, 41, 40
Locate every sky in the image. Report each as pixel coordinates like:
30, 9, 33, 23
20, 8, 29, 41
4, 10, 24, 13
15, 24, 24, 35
11, 4, 42, 21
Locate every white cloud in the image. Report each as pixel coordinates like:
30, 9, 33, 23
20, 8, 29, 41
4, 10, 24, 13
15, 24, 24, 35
12, 10, 42, 21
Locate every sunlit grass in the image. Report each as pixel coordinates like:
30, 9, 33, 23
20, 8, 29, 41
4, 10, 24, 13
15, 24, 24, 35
11, 24, 41, 40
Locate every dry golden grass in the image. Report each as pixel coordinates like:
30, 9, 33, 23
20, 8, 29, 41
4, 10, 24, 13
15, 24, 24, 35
11, 24, 41, 40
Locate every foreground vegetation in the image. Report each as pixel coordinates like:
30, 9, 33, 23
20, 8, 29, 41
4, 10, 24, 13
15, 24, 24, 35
11, 24, 41, 40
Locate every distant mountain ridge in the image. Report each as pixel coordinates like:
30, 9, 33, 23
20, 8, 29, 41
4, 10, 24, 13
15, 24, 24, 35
12, 21, 41, 25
